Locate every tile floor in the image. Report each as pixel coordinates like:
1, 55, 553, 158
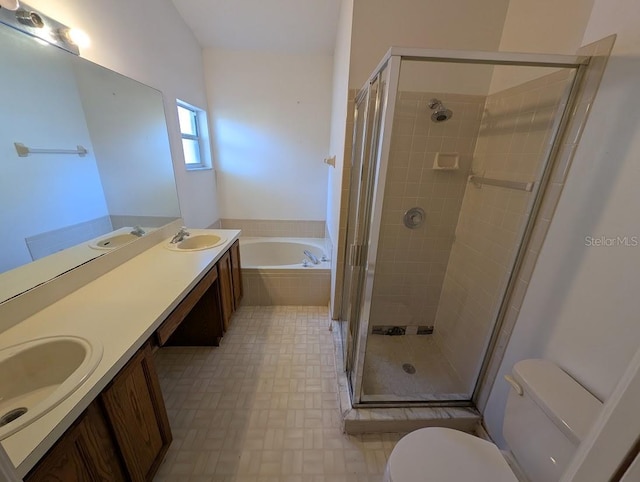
361, 335, 467, 402
154, 305, 402, 481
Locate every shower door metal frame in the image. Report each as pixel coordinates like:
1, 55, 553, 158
348, 58, 400, 402
347, 47, 590, 407
341, 78, 380, 381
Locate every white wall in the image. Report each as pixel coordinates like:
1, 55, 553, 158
490, 0, 595, 92
545, 0, 640, 402
349, 0, 510, 88
327, 0, 354, 313
0, 35, 107, 272
75, 65, 180, 218
204, 48, 332, 221
483, 0, 640, 450
28, 0, 218, 228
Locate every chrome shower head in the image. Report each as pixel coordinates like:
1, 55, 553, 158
428, 98, 453, 122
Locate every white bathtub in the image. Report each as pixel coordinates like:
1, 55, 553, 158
239, 237, 330, 305
240, 237, 328, 269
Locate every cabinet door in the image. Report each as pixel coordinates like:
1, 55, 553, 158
101, 343, 172, 482
26, 403, 126, 482
218, 250, 234, 331
230, 239, 243, 309
77, 403, 128, 481
26, 432, 92, 482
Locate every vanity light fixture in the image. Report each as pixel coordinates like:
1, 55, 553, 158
0, 2, 80, 54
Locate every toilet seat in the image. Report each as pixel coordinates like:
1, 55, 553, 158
384, 427, 518, 482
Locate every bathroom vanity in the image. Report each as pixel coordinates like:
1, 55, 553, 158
156, 238, 242, 346
0, 229, 242, 480
26, 343, 170, 482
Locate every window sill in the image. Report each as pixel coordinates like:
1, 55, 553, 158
185, 165, 213, 172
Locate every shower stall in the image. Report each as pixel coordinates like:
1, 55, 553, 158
339, 48, 588, 406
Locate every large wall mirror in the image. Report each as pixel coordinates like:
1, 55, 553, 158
0, 20, 181, 303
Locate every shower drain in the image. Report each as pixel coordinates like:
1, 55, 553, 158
0, 407, 28, 427
402, 363, 416, 375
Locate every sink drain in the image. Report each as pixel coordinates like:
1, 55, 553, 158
402, 363, 416, 374
0, 407, 28, 427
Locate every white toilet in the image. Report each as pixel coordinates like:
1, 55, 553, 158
383, 359, 602, 482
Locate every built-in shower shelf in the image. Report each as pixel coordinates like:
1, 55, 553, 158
433, 152, 459, 170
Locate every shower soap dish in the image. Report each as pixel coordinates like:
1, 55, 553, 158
433, 152, 459, 170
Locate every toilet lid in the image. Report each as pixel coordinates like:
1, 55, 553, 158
385, 427, 518, 482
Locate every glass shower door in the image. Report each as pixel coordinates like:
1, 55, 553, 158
344, 53, 582, 405
341, 72, 384, 389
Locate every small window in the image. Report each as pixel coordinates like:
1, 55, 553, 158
177, 101, 211, 170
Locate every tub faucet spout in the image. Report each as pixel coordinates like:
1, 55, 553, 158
304, 250, 320, 264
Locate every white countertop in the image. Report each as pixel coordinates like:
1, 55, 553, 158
0, 229, 240, 478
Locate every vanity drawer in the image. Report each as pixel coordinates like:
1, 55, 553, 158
156, 265, 218, 346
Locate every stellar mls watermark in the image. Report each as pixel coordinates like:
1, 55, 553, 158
584, 235, 639, 247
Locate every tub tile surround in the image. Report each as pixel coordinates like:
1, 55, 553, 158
221, 219, 326, 238
242, 270, 331, 306
0, 228, 241, 477
154, 306, 402, 481
475, 35, 617, 411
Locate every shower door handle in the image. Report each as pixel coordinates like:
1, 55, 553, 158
349, 244, 365, 267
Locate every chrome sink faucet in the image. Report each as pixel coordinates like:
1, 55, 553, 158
170, 226, 190, 244
130, 226, 145, 237
304, 250, 320, 264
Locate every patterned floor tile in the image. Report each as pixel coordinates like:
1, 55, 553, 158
154, 306, 401, 481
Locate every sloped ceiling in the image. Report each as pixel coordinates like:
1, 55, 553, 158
171, 0, 342, 53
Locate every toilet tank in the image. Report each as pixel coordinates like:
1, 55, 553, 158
503, 359, 602, 482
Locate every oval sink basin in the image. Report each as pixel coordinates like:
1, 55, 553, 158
167, 234, 226, 251
0, 336, 103, 440
89, 233, 139, 250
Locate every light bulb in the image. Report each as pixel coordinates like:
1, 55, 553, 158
68, 28, 90, 48
64, 27, 90, 49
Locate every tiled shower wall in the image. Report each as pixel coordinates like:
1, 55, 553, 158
369, 92, 485, 331
433, 70, 575, 391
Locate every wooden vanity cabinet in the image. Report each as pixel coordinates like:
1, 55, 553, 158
218, 239, 243, 331
24, 240, 245, 481
154, 240, 241, 342
26, 343, 171, 482
25, 399, 127, 482
101, 343, 171, 482
230, 239, 243, 308
156, 265, 224, 347
218, 249, 235, 331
